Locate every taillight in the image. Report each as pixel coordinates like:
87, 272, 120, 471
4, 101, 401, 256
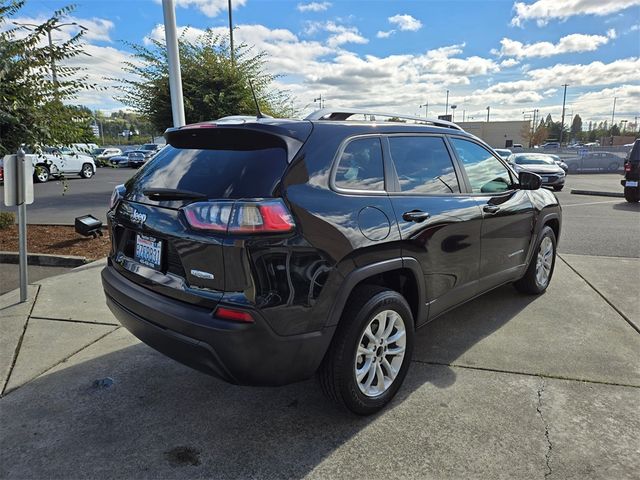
215, 306, 254, 323
109, 184, 126, 210
624, 163, 632, 172
182, 199, 295, 234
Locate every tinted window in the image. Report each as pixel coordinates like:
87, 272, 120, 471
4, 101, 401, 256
129, 144, 287, 199
334, 137, 384, 191
451, 138, 513, 194
389, 136, 460, 194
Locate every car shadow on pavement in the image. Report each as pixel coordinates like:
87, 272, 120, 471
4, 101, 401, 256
612, 202, 640, 211
413, 284, 538, 389
0, 284, 538, 478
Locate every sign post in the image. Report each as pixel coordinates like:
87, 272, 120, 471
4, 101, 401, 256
3, 148, 34, 302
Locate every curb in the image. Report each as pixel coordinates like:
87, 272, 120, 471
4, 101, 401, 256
570, 189, 624, 198
0, 251, 87, 267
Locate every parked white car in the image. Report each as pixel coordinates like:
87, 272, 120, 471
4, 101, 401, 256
29, 147, 96, 183
94, 147, 123, 166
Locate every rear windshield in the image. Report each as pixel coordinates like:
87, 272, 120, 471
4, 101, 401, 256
128, 144, 288, 199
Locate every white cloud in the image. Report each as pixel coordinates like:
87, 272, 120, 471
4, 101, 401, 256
511, 0, 640, 27
494, 31, 616, 58
388, 14, 423, 32
376, 30, 395, 39
157, 0, 247, 18
297, 2, 331, 12
304, 21, 368, 47
500, 58, 520, 67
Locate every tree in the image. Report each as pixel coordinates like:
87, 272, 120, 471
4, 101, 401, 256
118, 30, 296, 132
0, 1, 97, 155
610, 124, 620, 136
570, 114, 583, 140
532, 119, 548, 146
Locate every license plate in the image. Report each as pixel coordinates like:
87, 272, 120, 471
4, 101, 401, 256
134, 234, 162, 270
626, 181, 638, 187
540, 176, 548, 182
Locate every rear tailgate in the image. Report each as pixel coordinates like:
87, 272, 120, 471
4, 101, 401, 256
109, 121, 312, 307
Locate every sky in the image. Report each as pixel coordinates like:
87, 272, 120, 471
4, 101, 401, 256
11, 0, 640, 126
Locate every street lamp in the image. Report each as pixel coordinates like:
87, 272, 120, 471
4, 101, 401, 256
450, 105, 457, 122
419, 101, 429, 117
486, 106, 490, 122
445, 90, 449, 116
620, 120, 628, 133
13, 21, 87, 86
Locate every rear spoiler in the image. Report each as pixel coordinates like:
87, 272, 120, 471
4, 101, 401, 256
164, 121, 313, 163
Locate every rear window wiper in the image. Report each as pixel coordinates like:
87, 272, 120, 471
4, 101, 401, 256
142, 188, 207, 201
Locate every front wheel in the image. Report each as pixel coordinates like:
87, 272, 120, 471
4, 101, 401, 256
514, 226, 557, 295
624, 187, 639, 203
553, 185, 564, 191
80, 163, 94, 179
319, 285, 414, 415
34, 165, 50, 183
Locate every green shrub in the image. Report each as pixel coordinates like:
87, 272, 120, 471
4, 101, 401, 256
0, 211, 16, 229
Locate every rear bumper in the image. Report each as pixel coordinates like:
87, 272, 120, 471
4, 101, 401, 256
102, 264, 335, 386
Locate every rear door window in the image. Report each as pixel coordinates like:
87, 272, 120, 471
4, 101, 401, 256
334, 137, 385, 191
389, 136, 460, 194
129, 144, 287, 199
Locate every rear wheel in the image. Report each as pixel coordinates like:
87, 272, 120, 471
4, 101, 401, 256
567, 163, 578, 173
514, 226, 557, 295
319, 285, 414, 415
624, 187, 639, 203
553, 185, 564, 191
34, 165, 50, 183
80, 163, 94, 179
608, 162, 620, 172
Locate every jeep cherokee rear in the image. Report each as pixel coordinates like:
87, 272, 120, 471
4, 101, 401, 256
102, 110, 561, 414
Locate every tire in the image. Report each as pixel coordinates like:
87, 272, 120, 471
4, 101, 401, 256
318, 285, 414, 415
80, 163, 94, 179
567, 163, 578, 173
514, 226, 557, 295
624, 187, 639, 203
608, 162, 619, 172
553, 185, 564, 191
34, 165, 50, 183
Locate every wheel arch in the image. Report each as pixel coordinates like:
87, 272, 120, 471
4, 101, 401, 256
327, 257, 427, 329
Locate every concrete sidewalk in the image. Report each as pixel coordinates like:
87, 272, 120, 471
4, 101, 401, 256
0, 255, 638, 479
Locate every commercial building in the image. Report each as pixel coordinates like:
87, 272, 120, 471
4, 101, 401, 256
457, 120, 531, 149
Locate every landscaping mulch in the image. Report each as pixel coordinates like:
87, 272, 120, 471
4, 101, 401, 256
0, 224, 111, 260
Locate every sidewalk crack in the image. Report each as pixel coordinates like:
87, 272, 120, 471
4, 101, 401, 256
1, 285, 41, 396
536, 378, 553, 478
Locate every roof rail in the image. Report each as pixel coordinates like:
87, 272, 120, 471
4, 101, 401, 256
304, 108, 464, 131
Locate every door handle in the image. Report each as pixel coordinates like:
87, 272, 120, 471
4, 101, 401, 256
483, 205, 501, 214
402, 210, 431, 222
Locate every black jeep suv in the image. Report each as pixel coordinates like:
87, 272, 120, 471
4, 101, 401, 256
622, 139, 639, 203
102, 109, 561, 414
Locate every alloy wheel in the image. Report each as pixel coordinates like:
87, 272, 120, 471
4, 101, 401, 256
354, 309, 407, 398
535, 236, 554, 287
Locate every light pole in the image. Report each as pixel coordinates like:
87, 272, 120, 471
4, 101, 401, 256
559, 84, 569, 145
620, 120, 628, 133
162, 0, 186, 127
486, 106, 490, 122
611, 97, 617, 126
419, 101, 429, 117
445, 90, 449, 116
462, 109, 465, 122
228, 0, 234, 65
314, 94, 325, 109
450, 104, 457, 122
13, 21, 86, 87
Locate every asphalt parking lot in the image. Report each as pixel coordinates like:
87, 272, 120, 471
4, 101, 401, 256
1, 172, 638, 479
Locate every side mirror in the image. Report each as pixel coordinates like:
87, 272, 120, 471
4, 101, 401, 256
518, 170, 542, 190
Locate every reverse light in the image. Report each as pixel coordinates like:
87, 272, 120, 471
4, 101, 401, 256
109, 184, 126, 210
215, 307, 254, 323
182, 199, 295, 234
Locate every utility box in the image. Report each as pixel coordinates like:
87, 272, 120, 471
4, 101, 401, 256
3, 153, 34, 207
